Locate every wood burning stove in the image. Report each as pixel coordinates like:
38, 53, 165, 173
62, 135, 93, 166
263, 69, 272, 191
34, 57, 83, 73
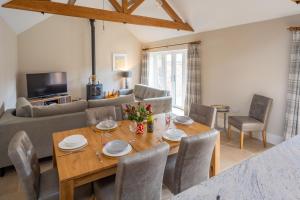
87, 19, 104, 100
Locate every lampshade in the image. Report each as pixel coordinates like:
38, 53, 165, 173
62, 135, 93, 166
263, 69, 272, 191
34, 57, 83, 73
121, 71, 132, 78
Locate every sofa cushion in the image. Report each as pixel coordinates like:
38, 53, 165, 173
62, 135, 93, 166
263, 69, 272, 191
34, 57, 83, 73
31, 100, 87, 117
16, 97, 33, 117
0, 102, 4, 118
134, 84, 148, 100
88, 94, 135, 108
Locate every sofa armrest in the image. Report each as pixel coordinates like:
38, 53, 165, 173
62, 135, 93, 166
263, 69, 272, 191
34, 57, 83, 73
143, 96, 172, 114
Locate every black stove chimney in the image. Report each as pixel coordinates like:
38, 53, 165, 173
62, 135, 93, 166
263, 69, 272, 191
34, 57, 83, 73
90, 19, 96, 81
86, 19, 104, 100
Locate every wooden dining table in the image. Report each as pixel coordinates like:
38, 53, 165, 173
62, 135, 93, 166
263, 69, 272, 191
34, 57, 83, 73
52, 114, 220, 200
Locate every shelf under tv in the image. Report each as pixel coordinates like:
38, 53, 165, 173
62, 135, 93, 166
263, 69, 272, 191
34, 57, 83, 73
28, 95, 72, 106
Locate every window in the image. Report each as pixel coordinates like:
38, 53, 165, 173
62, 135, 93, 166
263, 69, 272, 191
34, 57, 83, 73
148, 49, 187, 110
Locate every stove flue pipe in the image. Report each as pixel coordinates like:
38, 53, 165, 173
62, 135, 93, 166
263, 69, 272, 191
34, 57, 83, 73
90, 19, 96, 84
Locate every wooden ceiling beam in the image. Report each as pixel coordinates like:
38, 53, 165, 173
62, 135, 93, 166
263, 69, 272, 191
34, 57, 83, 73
122, 0, 128, 13
160, 0, 183, 22
67, 0, 76, 5
108, 0, 122, 12
127, 0, 144, 14
2, 0, 194, 31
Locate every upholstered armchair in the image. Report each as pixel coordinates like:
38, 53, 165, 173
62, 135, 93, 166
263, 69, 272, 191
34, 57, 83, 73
228, 94, 273, 149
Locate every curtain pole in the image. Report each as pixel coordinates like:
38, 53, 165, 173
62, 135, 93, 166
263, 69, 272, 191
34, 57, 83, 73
288, 27, 300, 31
142, 40, 201, 51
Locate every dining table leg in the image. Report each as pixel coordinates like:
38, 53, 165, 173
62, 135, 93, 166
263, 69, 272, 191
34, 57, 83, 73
59, 180, 74, 200
211, 132, 220, 176
52, 144, 57, 168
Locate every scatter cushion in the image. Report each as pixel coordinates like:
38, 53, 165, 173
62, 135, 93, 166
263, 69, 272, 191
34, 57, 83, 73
31, 100, 87, 117
134, 84, 148, 100
16, 97, 33, 117
143, 88, 167, 99
88, 94, 135, 108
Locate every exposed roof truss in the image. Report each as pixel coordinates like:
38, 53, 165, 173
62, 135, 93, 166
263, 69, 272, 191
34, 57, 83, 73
2, 0, 194, 31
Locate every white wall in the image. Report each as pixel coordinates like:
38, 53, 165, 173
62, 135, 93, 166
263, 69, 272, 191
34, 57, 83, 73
18, 15, 141, 99
144, 14, 300, 144
0, 16, 18, 109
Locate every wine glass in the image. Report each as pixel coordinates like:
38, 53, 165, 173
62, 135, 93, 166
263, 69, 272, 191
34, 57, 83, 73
165, 112, 171, 130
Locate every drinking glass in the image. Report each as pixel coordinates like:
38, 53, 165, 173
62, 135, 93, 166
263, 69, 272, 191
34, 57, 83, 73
165, 112, 171, 130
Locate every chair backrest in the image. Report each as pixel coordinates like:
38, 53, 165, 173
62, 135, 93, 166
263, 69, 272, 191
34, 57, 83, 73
115, 143, 169, 200
8, 131, 40, 200
85, 106, 117, 126
173, 129, 219, 194
189, 104, 217, 128
248, 94, 273, 125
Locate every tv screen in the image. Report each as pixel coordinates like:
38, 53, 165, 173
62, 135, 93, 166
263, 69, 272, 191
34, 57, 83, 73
26, 72, 67, 98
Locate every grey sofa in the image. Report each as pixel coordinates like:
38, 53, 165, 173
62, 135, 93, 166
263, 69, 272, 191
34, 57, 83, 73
0, 85, 172, 172
120, 84, 172, 114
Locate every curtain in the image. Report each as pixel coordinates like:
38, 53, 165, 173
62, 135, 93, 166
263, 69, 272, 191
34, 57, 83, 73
184, 43, 201, 115
284, 30, 300, 139
140, 51, 149, 85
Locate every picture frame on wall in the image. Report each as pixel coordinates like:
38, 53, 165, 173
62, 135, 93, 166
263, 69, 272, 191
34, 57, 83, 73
112, 53, 127, 71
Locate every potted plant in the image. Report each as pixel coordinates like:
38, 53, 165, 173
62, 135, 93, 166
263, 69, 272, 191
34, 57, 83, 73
124, 103, 152, 134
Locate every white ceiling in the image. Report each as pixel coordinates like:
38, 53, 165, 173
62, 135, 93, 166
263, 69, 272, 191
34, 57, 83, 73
0, 0, 300, 43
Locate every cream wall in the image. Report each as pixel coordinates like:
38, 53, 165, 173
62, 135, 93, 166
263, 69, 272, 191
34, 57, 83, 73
144, 14, 300, 144
0, 17, 18, 109
18, 15, 141, 99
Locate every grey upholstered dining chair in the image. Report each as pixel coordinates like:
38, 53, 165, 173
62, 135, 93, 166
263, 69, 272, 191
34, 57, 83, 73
189, 103, 217, 129
228, 94, 273, 149
86, 106, 117, 126
8, 131, 93, 200
93, 143, 170, 200
163, 129, 219, 195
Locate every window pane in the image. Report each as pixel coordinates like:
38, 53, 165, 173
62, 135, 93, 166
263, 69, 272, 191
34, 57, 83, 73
175, 53, 183, 108
165, 54, 172, 94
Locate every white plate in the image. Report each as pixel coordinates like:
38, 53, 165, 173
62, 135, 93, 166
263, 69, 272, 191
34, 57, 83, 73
104, 140, 129, 154
62, 134, 86, 147
162, 129, 187, 142
58, 135, 88, 150
174, 117, 194, 125
96, 120, 118, 131
103, 144, 132, 157
58, 143, 88, 152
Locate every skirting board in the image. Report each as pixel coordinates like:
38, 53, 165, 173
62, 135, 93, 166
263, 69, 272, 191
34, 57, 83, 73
229, 126, 284, 145
239, 130, 284, 145
252, 132, 284, 145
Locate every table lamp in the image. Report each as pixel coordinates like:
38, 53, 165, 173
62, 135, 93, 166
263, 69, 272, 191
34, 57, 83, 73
121, 71, 132, 89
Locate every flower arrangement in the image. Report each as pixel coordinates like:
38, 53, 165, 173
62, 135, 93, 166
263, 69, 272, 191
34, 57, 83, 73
124, 103, 152, 122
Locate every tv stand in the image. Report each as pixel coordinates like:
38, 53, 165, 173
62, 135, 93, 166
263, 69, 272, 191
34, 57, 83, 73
28, 95, 72, 106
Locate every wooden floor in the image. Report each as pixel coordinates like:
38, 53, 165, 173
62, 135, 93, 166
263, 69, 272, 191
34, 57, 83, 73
0, 131, 273, 200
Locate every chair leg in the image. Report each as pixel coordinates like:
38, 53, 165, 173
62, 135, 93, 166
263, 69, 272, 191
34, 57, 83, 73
0, 168, 5, 177
249, 131, 253, 138
262, 130, 267, 148
240, 131, 244, 149
227, 125, 232, 139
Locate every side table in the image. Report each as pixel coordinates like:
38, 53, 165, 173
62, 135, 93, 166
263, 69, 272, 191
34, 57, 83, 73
211, 105, 230, 133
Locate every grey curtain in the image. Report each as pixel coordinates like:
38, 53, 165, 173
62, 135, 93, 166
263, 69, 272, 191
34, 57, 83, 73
184, 43, 201, 115
285, 30, 300, 139
140, 51, 149, 85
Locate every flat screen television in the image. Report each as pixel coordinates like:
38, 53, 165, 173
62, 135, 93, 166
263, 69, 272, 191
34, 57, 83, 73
26, 72, 67, 98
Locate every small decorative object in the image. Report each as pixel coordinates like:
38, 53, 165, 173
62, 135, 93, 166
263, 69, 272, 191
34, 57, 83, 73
147, 105, 154, 133
136, 122, 145, 135
113, 53, 127, 71
121, 70, 132, 89
104, 90, 120, 99
124, 103, 152, 134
